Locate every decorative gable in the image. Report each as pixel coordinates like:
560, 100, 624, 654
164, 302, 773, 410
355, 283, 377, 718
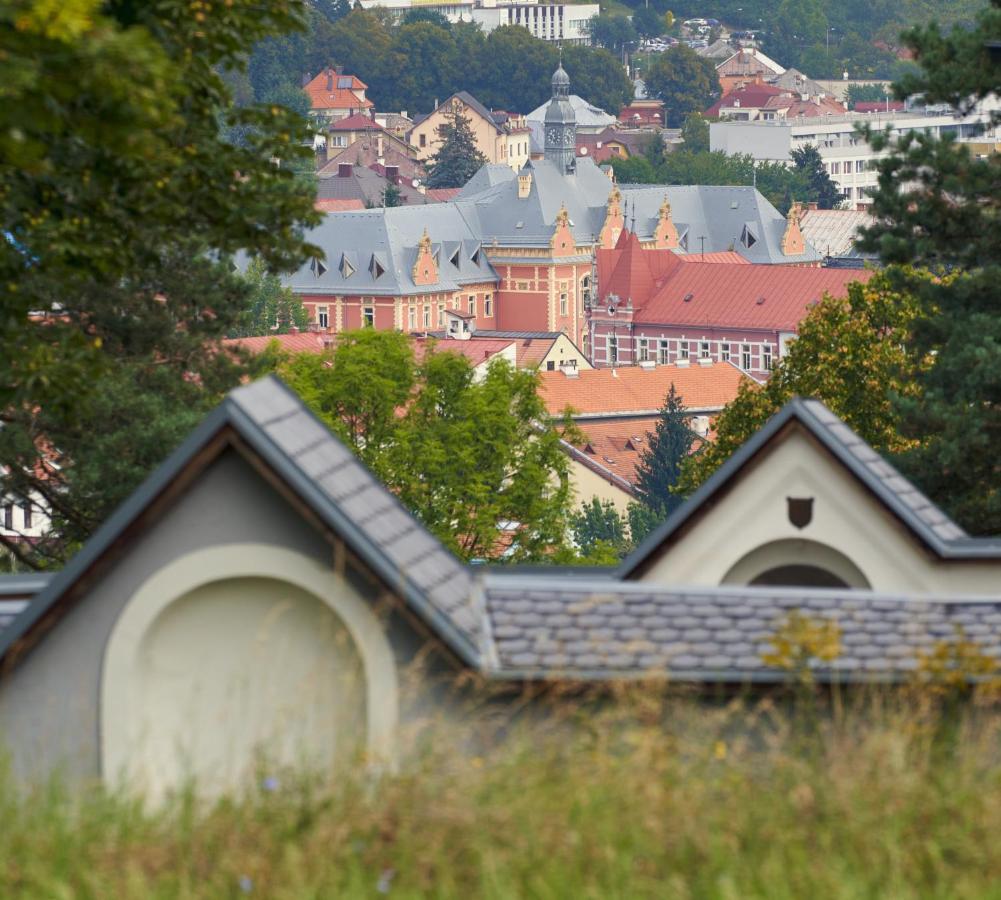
598, 187, 624, 249
781, 202, 806, 256
412, 229, 438, 286
652, 196, 679, 250
550, 204, 576, 257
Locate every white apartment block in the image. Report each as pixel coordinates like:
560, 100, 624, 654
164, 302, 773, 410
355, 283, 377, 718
710, 104, 999, 206
357, 0, 598, 44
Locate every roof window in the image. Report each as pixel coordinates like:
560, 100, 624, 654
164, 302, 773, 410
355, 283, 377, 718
449, 246, 461, 268
740, 225, 757, 248
310, 257, 327, 278
339, 254, 355, 278
370, 255, 385, 279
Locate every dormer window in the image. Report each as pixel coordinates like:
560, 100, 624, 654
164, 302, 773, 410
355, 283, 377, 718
471, 246, 481, 266
740, 225, 757, 248
449, 246, 460, 268
339, 254, 355, 278
310, 257, 328, 278
369, 255, 385, 279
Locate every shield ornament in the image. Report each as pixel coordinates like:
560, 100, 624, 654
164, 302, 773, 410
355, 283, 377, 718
787, 497, 813, 530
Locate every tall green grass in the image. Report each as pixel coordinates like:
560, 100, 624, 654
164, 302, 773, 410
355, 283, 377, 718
3, 687, 1001, 898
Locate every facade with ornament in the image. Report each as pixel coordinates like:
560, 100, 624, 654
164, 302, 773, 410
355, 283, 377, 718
285, 66, 826, 361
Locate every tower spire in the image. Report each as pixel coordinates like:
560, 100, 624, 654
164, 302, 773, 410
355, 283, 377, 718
543, 58, 576, 175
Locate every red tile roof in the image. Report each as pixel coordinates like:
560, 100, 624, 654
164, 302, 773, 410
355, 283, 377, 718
705, 83, 783, 117
854, 101, 905, 113
305, 70, 372, 112
679, 251, 749, 264
597, 229, 683, 305
425, 188, 462, 203
315, 198, 366, 212
224, 332, 335, 354
411, 337, 516, 367
638, 263, 872, 331
329, 113, 383, 131
539, 362, 747, 418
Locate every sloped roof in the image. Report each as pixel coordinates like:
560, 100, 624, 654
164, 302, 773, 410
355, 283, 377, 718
705, 83, 784, 117
329, 113, 383, 132
0, 378, 481, 669
621, 397, 1001, 579
224, 332, 334, 355
564, 416, 661, 485
799, 208, 874, 258
539, 362, 747, 418
716, 48, 785, 77
412, 337, 515, 367
305, 71, 372, 111
315, 198, 366, 212
527, 95, 617, 129
426, 188, 462, 203
636, 260, 872, 331
767, 68, 828, 97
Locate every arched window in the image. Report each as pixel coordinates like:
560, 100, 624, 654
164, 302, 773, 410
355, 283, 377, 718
581, 274, 591, 308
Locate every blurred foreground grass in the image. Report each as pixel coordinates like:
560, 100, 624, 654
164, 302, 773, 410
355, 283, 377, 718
4, 687, 1001, 899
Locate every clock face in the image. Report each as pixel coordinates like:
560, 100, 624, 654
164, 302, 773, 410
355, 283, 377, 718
563, 129, 575, 146
546, 126, 561, 145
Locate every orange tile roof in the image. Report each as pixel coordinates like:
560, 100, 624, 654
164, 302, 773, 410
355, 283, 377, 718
681, 251, 749, 264
540, 361, 748, 418
223, 332, 335, 354
315, 198, 366, 212
305, 70, 372, 112
412, 337, 515, 366
425, 188, 462, 203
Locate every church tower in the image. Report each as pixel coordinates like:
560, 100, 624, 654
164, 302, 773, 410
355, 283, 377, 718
543, 62, 576, 175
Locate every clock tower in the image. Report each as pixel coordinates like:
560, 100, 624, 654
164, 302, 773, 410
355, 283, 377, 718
543, 62, 576, 175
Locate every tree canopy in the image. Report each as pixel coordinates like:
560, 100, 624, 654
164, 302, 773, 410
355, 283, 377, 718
791, 144, 844, 210
634, 385, 696, 520
426, 110, 489, 189
276, 331, 576, 562
0, 0, 318, 566
644, 44, 719, 127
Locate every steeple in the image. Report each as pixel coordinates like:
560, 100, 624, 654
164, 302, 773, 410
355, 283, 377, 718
544, 58, 576, 175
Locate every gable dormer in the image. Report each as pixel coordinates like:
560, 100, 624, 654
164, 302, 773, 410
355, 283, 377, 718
598, 187, 624, 249
412, 229, 438, 286
550, 204, 575, 257
653, 196, 679, 250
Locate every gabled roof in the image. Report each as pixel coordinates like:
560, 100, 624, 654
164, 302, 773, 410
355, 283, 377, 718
305, 70, 372, 112
329, 113, 383, 132
539, 362, 747, 418
0, 377, 481, 670
620, 397, 1001, 579
224, 332, 334, 355
563, 416, 662, 486
799, 208, 874, 258
705, 83, 784, 117
716, 48, 785, 77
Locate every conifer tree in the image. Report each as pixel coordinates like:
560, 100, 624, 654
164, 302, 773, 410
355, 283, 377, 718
634, 385, 695, 520
425, 109, 488, 189
791, 144, 844, 210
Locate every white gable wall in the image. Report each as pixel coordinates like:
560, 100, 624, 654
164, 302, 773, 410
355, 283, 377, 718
638, 427, 1001, 595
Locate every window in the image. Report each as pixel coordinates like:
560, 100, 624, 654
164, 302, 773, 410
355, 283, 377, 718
468, 295, 476, 316
638, 338, 650, 361
437, 302, 445, 326
830, 161, 841, 175
408, 306, 416, 330
658, 340, 669, 365
721, 343, 731, 363
419, 133, 426, 148
546, 360, 555, 371
741, 344, 752, 370
317, 305, 329, 329
700, 341, 711, 359
763, 343, 773, 370
484, 294, 493, 317
580, 275, 591, 307
680, 341, 690, 360
2, 504, 11, 531
362, 306, 374, 328
740, 225, 757, 248
856, 159, 865, 173
338, 254, 354, 278
559, 291, 568, 316
608, 333, 618, 364
21, 501, 31, 529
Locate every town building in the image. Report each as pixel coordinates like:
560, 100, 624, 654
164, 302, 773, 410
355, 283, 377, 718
798, 205, 874, 260
320, 113, 417, 169
357, 0, 598, 44
715, 48, 785, 94
576, 127, 651, 164
285, 66, 824, 356
4, 377, 1001, 795
705, 82, 846, 121
587, 221, 871, 375
409, 92, 531, 172
315, 162, 432, 207
710, 103, 1000, 206
304, 69, 373, 126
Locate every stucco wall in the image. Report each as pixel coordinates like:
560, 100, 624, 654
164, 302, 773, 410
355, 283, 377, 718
638, 428, 1001, 595
0, 449, 459, 787
569, 460, 632, 517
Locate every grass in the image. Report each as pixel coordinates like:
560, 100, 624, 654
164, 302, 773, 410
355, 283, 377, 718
4, 685, 1001, 898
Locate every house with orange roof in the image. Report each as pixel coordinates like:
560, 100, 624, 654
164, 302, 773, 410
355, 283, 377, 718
539, 360, 747, 512
715, 48, 785, 94
588, 218, 873, 377
304, 68, 373, 126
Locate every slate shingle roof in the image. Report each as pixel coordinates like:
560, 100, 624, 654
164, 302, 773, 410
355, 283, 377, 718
482, 576, 1001, 681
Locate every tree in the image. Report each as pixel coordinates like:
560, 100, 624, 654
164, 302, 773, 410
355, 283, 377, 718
277, 332, 575, 562
563, 45, 635, 117
856, 1, 1001, 534
385, 22, 460, 113
426, 109, 488, 189
230, 258, 310, 338
791, 144, 843, 209
633, 7, 664, 39
588, 14, 638, 54
644, 44, 718, 126
680, 112, 709, 153
0, 0, 319, 566
634, 386, 696, 519
475, 26, 558, 112
770, 0, 827, 60
846, 82, 891, 107
571, 498, 629, 558
382, 183, 403, 207
677, 273, 926, 496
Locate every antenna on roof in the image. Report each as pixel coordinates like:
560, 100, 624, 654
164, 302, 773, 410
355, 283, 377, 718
631, 199, 636, 234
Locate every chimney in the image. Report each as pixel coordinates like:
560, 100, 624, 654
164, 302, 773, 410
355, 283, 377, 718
289, 325, 299, 335
518, 171, 532, 199
302, 72, 312, 88
326, 68, 334, 92
385, 164, 399, 184
338, 163, 352, 178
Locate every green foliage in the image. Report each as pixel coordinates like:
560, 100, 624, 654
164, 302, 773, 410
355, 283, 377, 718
644, 44, 718, 127
0, 0, 319, 566
858, 1, 1001, 535
588, 14, 638, 53
680, 111, 709, 153
426, 109, 489, 189
562, 44, 635, 116
634, 385, 695, 519
230, 258, 309, 338
626, 500, 662, 546
382, 183, 403, 207
571, 497, 629, 558
678, 272, 927, 496
846, 82, 891, 106
278, 332, 574, 562
791, 144, 844, 209
632, 6, 664, 38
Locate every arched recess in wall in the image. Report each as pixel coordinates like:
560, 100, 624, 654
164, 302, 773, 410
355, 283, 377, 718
721, 538, 872, 590
101, 544, 399, 800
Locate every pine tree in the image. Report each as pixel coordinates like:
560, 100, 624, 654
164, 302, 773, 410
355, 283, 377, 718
791, 144, 844, 210
634, 385, 696, 520
426, 109, 489, 189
